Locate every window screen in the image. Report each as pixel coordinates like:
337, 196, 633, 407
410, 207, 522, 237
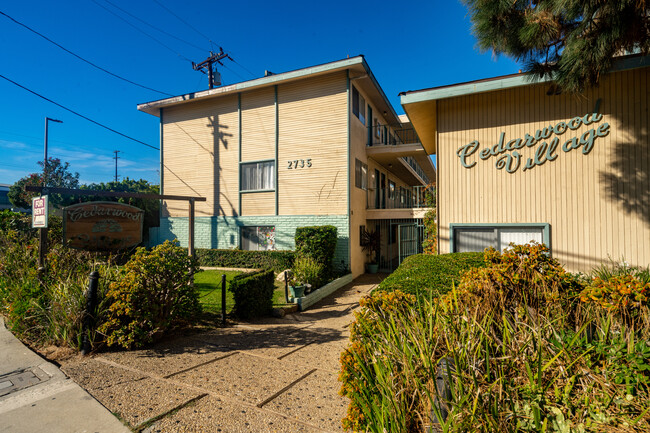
241, 161, 275, 191
499, 228, 543, 251
454, 226, 545, 253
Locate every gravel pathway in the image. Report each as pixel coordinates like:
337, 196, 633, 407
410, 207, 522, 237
60, 274, 384, 433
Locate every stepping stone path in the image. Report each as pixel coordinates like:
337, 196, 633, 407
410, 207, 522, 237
61, 274, 384, 432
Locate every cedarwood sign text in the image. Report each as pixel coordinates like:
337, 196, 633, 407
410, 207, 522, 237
456, 111, 610, 173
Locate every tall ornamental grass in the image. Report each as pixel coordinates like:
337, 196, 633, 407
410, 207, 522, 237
340, 244, 650, 432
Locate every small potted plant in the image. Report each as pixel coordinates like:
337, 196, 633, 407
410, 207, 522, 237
360, 228, 380, 274
290, 256, 324, 298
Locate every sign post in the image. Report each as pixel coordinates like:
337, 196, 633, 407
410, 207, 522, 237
32, 195, 49, 270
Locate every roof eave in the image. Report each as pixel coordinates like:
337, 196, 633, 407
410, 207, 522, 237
137, 56, 367, 117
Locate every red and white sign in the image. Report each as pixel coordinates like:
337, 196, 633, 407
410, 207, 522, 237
32, 195, 49, 228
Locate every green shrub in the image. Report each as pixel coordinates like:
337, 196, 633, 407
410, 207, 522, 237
0, 228, 116, 349
99, 240, 201, 349
292, 256, 324, 288
0, 209, 31, 234
340, 290, 421, 432
195, 248, 295, 273
591, 259, 650, 285
0, 209, 63, 243
295, 225, 337, 277
228, 268, 275, 319
340, 246, 650, 432
375, 251, 485, 298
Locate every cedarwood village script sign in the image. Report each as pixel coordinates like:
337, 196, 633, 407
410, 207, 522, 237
456, 110, 611, 173
63, 202, 144, 251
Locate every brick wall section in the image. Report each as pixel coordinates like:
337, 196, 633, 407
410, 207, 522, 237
152, 215, 350, 270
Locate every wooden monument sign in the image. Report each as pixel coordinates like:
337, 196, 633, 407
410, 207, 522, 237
63, 201, 144, 251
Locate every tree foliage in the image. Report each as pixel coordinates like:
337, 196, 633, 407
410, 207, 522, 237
464, 0, 650, 92
8, 158, 80, 208
80, 178, 160, 229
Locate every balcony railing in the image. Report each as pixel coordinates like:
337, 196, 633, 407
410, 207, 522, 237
367, 125, 420, 147
368, 185, 433, 210
400, 156, 431, 185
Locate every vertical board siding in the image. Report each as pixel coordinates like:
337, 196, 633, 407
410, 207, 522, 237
438, 68, 650, 271
241, 87, 276, 162
241, 192, 275, 216
162, 95, 239, 218
277, 72, 348, 215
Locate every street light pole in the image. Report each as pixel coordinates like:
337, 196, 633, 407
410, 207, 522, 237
39, 117, 63, 271
43, 117, 62, 187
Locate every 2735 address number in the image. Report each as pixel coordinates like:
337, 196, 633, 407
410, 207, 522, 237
287, 159, 312, 169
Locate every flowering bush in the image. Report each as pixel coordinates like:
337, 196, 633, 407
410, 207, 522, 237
580, 274, 649, 327
338, 246, 650, 432
99, 241, 201, 349
454, 243, 580, 320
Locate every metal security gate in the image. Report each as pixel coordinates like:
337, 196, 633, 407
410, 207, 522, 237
372, 218, 424, 272
398, 224, 419, 266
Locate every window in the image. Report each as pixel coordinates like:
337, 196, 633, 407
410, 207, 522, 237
359, 225, 365, 246
352, 86, 366, 125
241, 226, 275, 251
452, 225, 547, 253
388, 180, 396, 200
355, 159, 368, 190
240, 160, 275, 191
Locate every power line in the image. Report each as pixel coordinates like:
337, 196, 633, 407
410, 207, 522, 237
151, 0, 215, 47
0, 10, 174, 97
230, 57, 257, 78
0, 129, 114, 155
102, 0, 207, 53
148, 1, 256, 82
0, 73, 159, 151
91, 0, 193, 63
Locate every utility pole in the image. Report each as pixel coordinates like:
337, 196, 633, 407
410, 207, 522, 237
192, 47, 233, 89
113, 150, 120, 183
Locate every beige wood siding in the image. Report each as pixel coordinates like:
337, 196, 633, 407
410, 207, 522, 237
437, 67, 650, 271
241, 192, 275, 216
241, 88, 276, 162
277, 72, 348, 215
162, 95, 239, 217
348, 81, 422, 276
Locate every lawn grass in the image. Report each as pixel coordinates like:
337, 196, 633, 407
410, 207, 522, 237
195, 270, 240, 316
195, 270, 292, 318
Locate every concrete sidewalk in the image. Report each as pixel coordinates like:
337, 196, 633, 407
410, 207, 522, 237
0, 317, 130, 433
60, 273, 384, 432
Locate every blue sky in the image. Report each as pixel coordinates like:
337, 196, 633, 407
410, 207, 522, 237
0, 0, 519, 186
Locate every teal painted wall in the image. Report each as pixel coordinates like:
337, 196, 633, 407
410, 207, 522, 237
151, 214, 350, 269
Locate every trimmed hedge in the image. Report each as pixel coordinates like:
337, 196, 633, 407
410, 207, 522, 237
295, 225, 337, 276
228, 268, 275, 319
195, 249, 295, 273
376, 252, 486, 297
